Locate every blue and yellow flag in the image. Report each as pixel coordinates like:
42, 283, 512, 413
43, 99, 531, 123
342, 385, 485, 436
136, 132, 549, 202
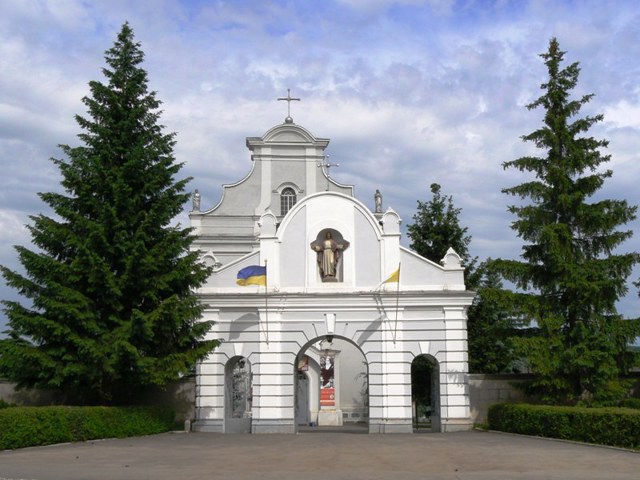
236, 265, 267, 286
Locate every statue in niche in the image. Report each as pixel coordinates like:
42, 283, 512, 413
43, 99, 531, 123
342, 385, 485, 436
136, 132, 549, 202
374, 189, 382, 213
311, 231, 349, 281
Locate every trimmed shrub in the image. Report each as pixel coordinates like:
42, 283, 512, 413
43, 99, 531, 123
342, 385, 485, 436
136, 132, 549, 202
488, 403, 640, 449
0, 405, 175, 450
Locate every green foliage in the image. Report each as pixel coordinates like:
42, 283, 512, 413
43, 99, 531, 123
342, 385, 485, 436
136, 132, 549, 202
494, 38, 639, 402
467, 262, 521, 373
0, 398, 13, 409
488, 403, 640, 449
0, 405, 175, 450
0, 23, 218, 404
407, 183, 478, 284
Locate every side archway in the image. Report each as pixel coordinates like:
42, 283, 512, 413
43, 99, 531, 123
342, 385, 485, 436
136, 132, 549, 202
225, 356, 252, 433
411, 354, 440, 432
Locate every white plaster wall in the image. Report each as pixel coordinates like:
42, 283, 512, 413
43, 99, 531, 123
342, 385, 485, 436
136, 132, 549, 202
354, 209, 381, 286
193, 293, 474, 434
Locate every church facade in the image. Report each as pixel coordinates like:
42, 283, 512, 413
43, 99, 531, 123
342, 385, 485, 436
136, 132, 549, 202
189, 111, 475, 434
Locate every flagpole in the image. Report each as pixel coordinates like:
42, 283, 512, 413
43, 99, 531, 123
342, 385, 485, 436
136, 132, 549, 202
264, 259, 269, 345
393, 263, 401, 344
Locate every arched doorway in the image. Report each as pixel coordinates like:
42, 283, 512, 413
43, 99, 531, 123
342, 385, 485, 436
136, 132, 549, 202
294, 336, 368, 431
411, 354, 440, 432
225, 356, 252, 433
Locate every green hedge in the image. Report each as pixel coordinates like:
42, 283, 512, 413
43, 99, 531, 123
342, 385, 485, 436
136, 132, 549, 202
488, 403, 640, 449
0, 405, 175, 450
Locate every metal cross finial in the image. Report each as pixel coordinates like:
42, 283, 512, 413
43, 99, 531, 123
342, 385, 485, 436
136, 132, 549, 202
277, 88, 301, 123
317, 154, 340, 191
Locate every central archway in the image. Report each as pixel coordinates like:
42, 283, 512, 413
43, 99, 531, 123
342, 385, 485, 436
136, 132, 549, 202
294, 335, 369, 432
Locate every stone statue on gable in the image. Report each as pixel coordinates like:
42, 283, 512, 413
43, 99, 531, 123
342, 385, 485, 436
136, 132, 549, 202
374, 189, 382, 213
193, 189, 201, 211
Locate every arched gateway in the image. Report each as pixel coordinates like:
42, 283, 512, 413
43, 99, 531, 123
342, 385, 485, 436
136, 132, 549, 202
189, 111, 475, 433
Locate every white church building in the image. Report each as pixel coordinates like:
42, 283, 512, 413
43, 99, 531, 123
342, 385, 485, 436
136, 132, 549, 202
189, 101, 475, 434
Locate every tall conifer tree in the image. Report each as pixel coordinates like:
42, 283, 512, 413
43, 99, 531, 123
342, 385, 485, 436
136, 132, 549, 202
0, 24, 217, 404
495, 38, 639, 403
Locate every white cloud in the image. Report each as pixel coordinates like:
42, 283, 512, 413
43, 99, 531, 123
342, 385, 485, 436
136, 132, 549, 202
604, 100, 640, 130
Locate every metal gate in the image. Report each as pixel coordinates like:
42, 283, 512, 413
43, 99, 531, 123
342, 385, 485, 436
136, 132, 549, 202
226, 357, 252, 433
296, 372, 310, 425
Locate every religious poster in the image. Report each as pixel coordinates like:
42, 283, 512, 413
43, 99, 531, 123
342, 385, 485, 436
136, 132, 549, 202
320, 353, 335, 407
320, 388, 335, 407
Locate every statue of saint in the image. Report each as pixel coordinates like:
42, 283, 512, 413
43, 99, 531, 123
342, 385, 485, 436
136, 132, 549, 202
311, 231, 349, 280
374, 189, 382, 213
193, 189, 201, 211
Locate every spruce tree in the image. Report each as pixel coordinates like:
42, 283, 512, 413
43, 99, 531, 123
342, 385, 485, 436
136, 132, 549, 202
0, 23, 217, 404
494, 38, 639, 403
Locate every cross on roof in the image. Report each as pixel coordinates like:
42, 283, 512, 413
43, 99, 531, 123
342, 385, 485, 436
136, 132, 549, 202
277, 88, 301, 123
317, 154, 340, 191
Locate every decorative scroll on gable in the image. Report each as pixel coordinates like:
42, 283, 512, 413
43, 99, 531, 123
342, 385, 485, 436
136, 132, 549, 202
441, 247, 462, 269
258, 211, 278, 237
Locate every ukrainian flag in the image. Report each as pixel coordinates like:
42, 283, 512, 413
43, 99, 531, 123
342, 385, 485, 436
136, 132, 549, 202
236, 265, 267, 286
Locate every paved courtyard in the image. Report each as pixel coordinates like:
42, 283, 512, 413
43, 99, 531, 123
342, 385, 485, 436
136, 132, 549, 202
1, 429, 639, 480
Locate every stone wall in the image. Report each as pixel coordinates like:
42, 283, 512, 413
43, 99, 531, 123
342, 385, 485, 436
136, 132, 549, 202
0, 377, 196, 424
468, 373, 640, 424
137, 378, 196, 424
468, 374, 533, 424
0, 379, 59, 406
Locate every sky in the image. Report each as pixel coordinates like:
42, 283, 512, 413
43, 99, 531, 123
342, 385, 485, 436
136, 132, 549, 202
1, 0, 640, 333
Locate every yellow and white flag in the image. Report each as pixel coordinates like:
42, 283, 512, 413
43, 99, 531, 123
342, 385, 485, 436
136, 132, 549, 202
374, 264, 400, 290
383, 266, 400, 284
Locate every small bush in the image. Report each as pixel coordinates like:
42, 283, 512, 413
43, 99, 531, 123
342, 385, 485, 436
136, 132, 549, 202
0, 405, 175, 450
0, 399, 13, 409
488, 403, 640, 449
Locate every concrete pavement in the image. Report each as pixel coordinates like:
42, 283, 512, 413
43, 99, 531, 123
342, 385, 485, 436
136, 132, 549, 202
1, 428, 639, 480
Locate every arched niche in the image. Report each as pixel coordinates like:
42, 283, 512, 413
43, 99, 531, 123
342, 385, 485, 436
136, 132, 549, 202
310, 228, 350, 283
